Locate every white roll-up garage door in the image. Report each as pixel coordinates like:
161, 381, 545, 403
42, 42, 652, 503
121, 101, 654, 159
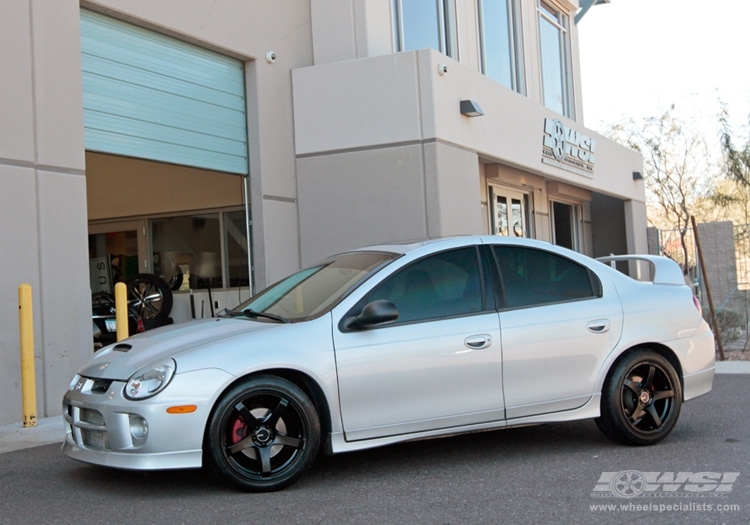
80, 10, 248, 175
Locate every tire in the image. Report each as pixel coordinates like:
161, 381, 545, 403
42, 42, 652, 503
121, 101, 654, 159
126, 274, 173, 320
596, 350, 682, 446
204, 375, 321, 492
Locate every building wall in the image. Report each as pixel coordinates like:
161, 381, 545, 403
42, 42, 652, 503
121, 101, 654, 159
292, 48, 644, 262
86, 153, 245, 220
0, 0, 91, 425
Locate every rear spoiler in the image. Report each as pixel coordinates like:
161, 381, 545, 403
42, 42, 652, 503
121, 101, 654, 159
596, 255, 686, 285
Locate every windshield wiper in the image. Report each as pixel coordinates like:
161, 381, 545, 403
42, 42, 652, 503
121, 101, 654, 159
236, 309, 291, 324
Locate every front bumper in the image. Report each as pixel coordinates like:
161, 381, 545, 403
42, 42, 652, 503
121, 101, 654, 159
62, 367, 233, 470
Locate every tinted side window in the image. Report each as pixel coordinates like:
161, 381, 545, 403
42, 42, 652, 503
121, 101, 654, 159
358, 247, 483, 324
492, 246, 597, 308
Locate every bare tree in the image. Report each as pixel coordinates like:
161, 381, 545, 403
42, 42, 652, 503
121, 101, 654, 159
604, 106, 716, 273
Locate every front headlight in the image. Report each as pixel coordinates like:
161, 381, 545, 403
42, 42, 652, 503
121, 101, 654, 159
124, 359, 176, 400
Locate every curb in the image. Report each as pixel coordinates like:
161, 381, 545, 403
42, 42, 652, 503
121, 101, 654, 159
0, 415, 64, 455
715, 360, 750, 374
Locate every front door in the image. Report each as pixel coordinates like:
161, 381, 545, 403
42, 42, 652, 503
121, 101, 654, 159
491, 186, 529, 238
333, 247, 504, 441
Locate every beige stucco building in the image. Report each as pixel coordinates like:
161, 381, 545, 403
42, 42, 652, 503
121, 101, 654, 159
0, 0, 644, 425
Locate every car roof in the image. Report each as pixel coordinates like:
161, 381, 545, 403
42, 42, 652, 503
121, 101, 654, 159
348, 235, 568, 257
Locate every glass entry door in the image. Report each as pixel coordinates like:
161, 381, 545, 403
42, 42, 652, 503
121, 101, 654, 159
88, 221, 147, 293
491, 187, 529, 238
551, 200, 581, 251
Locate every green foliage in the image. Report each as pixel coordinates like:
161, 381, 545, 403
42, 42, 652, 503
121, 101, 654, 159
705, 308, 745, 346
719, 105, 750, 187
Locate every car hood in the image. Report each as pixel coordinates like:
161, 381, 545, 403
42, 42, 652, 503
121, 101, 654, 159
78, 317, 277, 380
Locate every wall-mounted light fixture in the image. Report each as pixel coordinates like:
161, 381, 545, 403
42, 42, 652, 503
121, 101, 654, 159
632, 171, 643, 180
460, 100, 484, 117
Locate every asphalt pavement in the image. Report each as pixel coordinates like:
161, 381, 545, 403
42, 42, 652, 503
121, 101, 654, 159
0, 363, 747, 525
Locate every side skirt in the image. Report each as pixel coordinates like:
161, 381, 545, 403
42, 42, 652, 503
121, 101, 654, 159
325, 394, 601, 455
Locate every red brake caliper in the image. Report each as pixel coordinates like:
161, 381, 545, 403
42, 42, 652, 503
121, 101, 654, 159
231, 416, 247, 444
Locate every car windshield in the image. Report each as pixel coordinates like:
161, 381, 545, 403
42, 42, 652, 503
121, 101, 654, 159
230, 251, 399, 322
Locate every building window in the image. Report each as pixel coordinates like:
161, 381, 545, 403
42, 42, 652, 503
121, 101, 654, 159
394, 0, 458, 58
151, 209, 250, 291
478, 0, 521, 91
538, 1, 572, 117
491, 186, 531, 238
551, 200, 581, 251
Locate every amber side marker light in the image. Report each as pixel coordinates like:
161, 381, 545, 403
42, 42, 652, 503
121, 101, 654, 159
167, 405, 197, 414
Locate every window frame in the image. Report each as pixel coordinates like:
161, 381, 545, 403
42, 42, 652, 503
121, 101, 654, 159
477, 0, 523, 92
394, 0, 459, 58
537, 0, 573, 117
148, 207, 251, 292
344, 246, 489, 328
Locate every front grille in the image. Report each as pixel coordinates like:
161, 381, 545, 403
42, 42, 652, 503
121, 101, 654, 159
81, 427, 108, 449
80, 408, 104, 426
64, 403, 110, 450
90, 380, 112, 394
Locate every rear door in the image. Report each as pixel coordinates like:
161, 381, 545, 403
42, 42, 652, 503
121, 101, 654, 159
491, 244, 623, 419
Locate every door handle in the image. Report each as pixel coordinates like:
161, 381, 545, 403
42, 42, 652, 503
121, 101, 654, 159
464, 334, 492, 350
587, 319, 611, 333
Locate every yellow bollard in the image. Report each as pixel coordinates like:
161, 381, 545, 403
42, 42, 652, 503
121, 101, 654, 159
115, 282, 129, 341
18, 284, 37, 428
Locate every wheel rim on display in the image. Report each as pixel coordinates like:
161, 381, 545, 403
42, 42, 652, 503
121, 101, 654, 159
126, 275, 171, 320
620, 361, 676, 434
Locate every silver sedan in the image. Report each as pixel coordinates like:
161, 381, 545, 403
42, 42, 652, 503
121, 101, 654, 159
63, 236, 715, 491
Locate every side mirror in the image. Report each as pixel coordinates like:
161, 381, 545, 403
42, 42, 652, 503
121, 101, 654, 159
343, 299, 399, 330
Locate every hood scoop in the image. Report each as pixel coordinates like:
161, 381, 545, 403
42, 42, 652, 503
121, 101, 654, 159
112, 343, 132, 352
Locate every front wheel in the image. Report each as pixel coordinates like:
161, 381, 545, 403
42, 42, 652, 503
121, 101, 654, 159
205, 375, 320, 492
596, 350, 682, 446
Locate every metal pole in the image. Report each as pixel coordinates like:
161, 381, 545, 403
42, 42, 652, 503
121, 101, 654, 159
18, 284, 37, 428
115, 282, 129, 342
691, 216, 725, 361
243, 174, 254, 295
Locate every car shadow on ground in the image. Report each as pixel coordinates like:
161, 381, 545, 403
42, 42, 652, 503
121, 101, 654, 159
61, 418, 611, 493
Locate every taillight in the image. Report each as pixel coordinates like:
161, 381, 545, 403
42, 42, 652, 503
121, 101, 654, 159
692, 295, 702, 316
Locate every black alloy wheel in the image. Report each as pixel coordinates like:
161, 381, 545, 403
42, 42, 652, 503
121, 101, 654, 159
205, 375, 320, 492
596, 350, 682, 446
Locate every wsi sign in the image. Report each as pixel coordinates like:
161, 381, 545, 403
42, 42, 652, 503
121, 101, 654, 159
592, 471, 740, 499
541, 118, 596, 178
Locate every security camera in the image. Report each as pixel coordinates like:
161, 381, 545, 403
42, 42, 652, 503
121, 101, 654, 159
266, 51, 277, 63
438, 63, 448, 76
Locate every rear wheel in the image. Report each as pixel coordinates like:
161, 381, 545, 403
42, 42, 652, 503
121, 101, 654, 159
596, 350, 682, 446
205, 375, 320, 492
